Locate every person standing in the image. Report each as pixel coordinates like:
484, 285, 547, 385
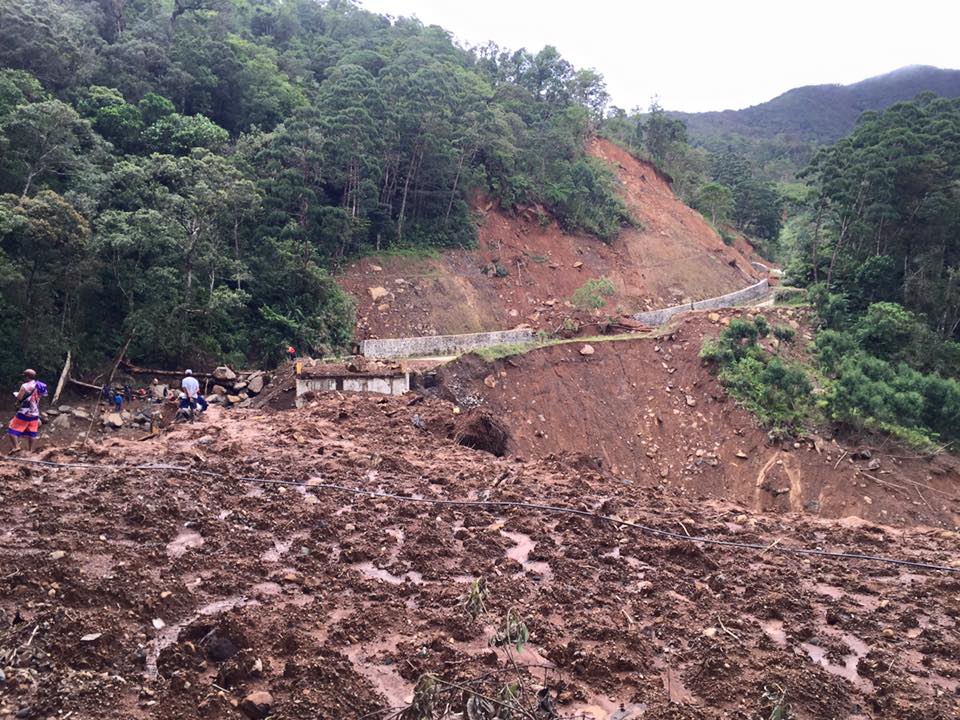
286, 345, 297, 363
8, 369, 43, 454
180, 369, 208, 415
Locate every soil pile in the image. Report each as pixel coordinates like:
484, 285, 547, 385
435, 307, 960, 529
1, 391, 958, 719
339, 139, 761, 340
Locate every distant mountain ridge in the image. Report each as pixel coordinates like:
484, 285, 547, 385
673, 65, 960, 145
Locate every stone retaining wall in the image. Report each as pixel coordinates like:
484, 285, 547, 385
361, 328, 535, 359
633, 278, 770, 326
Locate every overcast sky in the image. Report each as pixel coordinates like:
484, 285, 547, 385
359, 0, 960, 112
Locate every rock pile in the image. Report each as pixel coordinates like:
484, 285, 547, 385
207, 367, 272, 408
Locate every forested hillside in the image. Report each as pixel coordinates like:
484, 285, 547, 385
672, 65, 960, 179
0, 0, 630, 380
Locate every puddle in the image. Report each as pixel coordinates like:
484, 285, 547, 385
144, 595, 250, 678
565, 698, 647, 719
166, 528, 204, 559
800, 634, 874, 692
502, 530, 553, 581
343, 640, 413, 711
759, 619, 787, 647
352, 561, 423, 585
261, 538, 292, 563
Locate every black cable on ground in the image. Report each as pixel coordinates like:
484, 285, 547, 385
2, 457, 958, 574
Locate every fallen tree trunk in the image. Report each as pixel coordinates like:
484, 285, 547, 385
52, 350, 71, 405
68, 377, 103, 392
119, 361, 214, 379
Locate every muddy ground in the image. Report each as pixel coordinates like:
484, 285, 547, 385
1, 388, 959, 720
433, 307, 960, 530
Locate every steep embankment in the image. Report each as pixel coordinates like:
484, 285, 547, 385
434, 306, 960, 529
339, 139, 760, 340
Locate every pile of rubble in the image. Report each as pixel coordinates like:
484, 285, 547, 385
205, 366, 271, 407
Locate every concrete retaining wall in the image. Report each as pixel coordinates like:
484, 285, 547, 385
633, 278, 770, 326
361, 328, 535, 359
296, 375, 410, 405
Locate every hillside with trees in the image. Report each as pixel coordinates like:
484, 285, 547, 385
0, 0, 631, 381
671, 65, 960, 179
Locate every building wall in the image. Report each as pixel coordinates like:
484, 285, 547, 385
361, 328, 535, 359
633, 279, 770, 326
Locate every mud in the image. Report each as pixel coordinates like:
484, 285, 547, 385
2, 388, 959, 719
434, 307, 960, 529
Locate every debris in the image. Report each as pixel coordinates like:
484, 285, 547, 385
213, 366, 237, 382
735, 451, 748, 459
49, 550, 66, 560
152, 618, 165, 630
103, 412, 124, 429
368, 286, 390, 301
80, 633, 102, 642
580, 344, 595, 356
483, 374, 497, 388
685, 395, 696, 407
239, 690, 273, 719
707, 312, 720, 323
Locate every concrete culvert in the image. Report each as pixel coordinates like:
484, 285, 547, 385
453, 410, 511, 457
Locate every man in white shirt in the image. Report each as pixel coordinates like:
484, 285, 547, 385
180, 369, 208, 414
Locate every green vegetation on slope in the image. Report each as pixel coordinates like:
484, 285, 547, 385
0, 0, 631, 380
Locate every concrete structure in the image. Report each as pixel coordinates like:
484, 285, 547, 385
295, 362, 409, 406
361, 328, 535, 359
633, 278, 770, 326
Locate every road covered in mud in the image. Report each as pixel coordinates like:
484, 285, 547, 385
1, 395, 958, 719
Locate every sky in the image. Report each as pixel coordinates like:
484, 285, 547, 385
359, 0, 960, 113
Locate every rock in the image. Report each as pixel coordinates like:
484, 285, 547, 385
735, 451, 748, 459
703, 627, 718, 638
213, 366, 237, 381
483, 375, 497, 389
707, 312, 720, 323
370, 264, 383, 272
572, 261, 583, 268
685, 395, 696, 407
152, 618, 165, 630
49, 550, 66, 560
58, 405, 73, 413
226, 395, 242, 405
103, 412, 124, 429
247, 375, 265, 394
212, 385, 227, 395
207, 635, 238, 662
51, 413, 71, 430
233, 381, 248, 392
71, 408, 91, 420
579, 344, 595, 356
80, 633, 102, 643
368, 286, 390, 301
239, 691, 273, 719
719, 317, 730, 326
867, 458, 881, 471
863, 496, 873, 505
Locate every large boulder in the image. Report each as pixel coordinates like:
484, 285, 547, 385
368, 286, 390, 301
213, 366, 237, 382
51, 413, 71, 430
103, 412, 124, 429
247, 374, 265, 394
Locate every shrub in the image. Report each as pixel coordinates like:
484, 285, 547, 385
702, 317, 813, 432
808, 283, 850, 329
571, 277, 616, 310
772, 325, 796, 343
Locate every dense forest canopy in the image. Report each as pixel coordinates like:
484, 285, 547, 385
0, 0, 634, 380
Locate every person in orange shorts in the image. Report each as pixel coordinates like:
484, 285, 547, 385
8, 368, 44, 454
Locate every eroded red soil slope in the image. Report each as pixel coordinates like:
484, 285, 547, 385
339, 139, 761, 340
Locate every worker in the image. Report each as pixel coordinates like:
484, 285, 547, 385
286, 345, 296, 362
8, 369, 45, 454
149, 378, 166, 403
180, 369, 208, 415
112, 388, 123, 412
